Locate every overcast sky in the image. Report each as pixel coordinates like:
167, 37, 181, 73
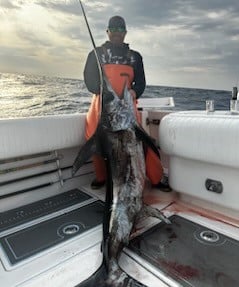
1, 0, 239, 90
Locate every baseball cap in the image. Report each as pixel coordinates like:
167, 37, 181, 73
108, 16, 126, 31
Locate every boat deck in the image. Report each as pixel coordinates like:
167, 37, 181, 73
1, 111, 239, 287
0, 181, 238, 287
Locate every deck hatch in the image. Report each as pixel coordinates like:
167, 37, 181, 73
0, 200, 104, 265
0, 189, 92, 233
129, 215, 239, 287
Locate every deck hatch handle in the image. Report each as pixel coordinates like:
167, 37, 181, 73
62, 224, 80, 235
200, 230, 220, 243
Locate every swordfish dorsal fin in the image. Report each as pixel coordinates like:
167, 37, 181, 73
72, 134, 97, 175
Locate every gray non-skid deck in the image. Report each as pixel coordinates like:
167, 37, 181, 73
0, 189, 103, 266
129, 215, 239, 287
0, 200, 104, 265
1, 188, 238, 286
0, 189, 91, 232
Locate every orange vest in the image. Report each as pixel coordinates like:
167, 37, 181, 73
103, 64, 134, 96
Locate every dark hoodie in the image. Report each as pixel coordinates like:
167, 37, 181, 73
84, 41, 146, 99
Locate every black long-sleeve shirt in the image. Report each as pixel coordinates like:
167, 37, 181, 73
84, 41, 146, 99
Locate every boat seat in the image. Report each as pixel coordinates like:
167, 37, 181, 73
159, 111, 239, 212
0, 114, 91, 207
0, 114, 86, 160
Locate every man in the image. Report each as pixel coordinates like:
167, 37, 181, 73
84, 15, 165, 189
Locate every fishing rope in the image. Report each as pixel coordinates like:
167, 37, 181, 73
78, 0, 112, 270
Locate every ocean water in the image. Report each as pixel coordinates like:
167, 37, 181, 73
0, 72, 232, 119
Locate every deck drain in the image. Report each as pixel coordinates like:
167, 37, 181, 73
200, 230, 219, 243
63, 224, 80, 235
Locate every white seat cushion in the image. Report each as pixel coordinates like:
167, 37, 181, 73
0, 114, 86, 159
159, 111, 239, 168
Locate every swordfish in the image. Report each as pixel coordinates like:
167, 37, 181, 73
72, 77, 170, 287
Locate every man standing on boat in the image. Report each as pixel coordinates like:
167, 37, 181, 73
83, 15, 164, 189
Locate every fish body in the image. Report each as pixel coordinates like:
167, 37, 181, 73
73, 78, 170, 287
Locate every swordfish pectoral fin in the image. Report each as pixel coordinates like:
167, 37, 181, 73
72, 134, 97, 175
134, 124, 160, 158
137, 205, 171, 224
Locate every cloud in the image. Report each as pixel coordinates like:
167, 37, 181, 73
1, 0, 239, 89
1, 0, 21, 9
